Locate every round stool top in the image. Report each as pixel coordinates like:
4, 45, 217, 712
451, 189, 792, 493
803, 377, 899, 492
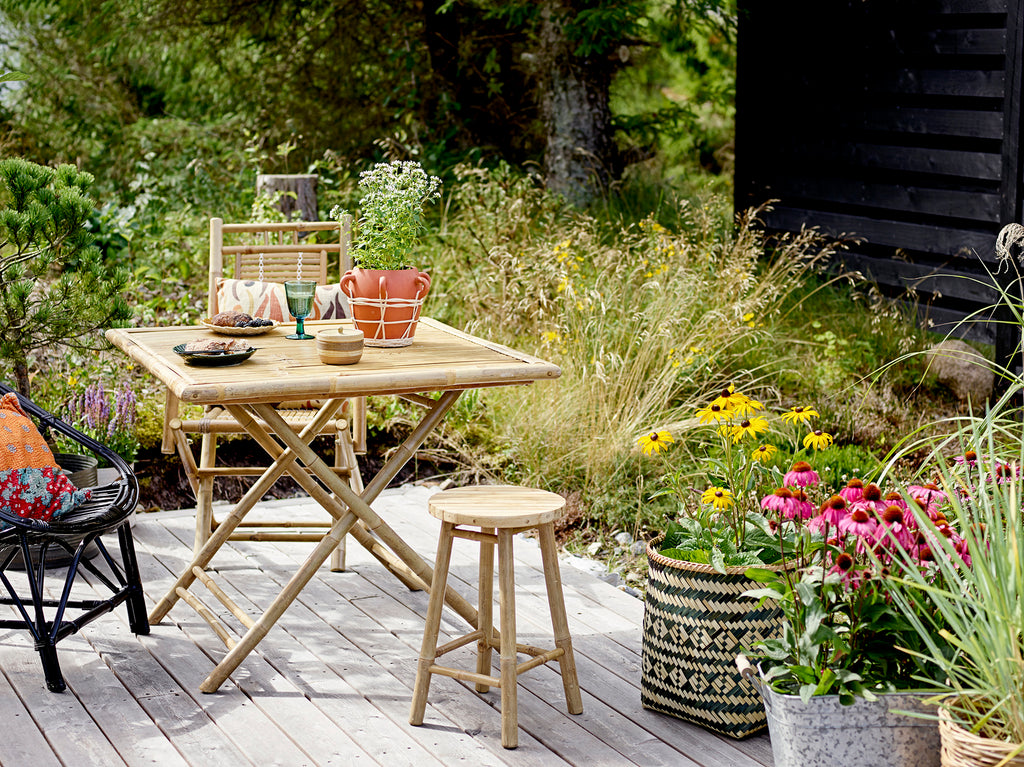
428, 485, 566, 529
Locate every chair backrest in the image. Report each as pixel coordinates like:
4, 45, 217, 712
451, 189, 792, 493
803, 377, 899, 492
208, 217, 353, 316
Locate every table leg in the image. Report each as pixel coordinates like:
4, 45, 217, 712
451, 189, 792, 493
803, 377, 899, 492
147, 401, 344, 624
249, 396, 488, 630
199, 509, 356, 693
163, 391, 491, 694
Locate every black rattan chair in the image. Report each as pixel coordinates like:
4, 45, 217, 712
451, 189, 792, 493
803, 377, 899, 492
0, 382, 148, 692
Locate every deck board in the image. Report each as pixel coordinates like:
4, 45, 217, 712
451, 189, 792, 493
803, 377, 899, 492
0, 486, 773, 767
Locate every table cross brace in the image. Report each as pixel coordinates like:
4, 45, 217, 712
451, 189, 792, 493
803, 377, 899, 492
148, 388, 494, 693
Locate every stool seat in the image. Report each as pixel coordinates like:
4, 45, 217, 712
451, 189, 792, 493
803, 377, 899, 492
428, 485, 565, 528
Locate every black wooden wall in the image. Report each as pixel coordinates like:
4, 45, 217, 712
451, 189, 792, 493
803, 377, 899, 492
735, 0, 1024, 360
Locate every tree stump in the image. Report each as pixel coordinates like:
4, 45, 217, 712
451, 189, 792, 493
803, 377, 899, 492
256, 174, 318, 221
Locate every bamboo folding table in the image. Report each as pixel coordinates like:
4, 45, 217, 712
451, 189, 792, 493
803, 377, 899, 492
106, 317, 560, 693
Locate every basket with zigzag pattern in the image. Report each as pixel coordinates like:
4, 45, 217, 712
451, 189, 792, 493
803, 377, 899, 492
641, 534, 782, 739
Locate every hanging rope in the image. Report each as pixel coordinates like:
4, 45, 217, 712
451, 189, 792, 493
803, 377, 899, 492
995, 223, 1024, 273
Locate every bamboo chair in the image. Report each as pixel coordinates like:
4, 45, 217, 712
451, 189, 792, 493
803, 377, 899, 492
161, 218, 366, 571
0, 383, 148, 693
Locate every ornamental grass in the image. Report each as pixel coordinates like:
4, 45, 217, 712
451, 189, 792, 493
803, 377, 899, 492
424, 165, 841, 528
884, 384, 1024, 744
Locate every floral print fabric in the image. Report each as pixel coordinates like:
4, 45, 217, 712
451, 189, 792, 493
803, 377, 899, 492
216, 279, 349, 322
0, 467, 89, 526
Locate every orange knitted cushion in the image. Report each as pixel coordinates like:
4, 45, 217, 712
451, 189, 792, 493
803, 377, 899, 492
0, 393, 90, 525
0, 393, 57, 470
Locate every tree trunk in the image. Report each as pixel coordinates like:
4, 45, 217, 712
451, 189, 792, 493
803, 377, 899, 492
537, 0, 616, 207
256, 174, 319, 222
13, 360, 30, 400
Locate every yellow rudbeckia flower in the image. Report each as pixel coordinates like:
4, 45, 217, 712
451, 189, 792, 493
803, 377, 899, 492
731, 398, 764, 417
782, 405, 820, 425
637, 430, 674, 456
751, 444, 777, 463
730, 416, 769, 443
696, 403, 732, 424
803, 430, 833, 450
701, 486, 734, 510
710, 384, 748, 411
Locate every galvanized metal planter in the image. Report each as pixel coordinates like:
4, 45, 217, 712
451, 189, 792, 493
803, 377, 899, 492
738, 657, 940, 767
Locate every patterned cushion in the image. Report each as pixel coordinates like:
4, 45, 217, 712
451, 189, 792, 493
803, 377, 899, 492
216, 279, 349, 322
0, 393, 89, 525
0, 468, 90, 524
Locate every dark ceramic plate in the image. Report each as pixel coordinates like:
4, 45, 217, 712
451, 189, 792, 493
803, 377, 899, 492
173, 343, 257, 366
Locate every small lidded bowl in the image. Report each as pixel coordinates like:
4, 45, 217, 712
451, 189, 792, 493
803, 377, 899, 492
316, 327, 364, 365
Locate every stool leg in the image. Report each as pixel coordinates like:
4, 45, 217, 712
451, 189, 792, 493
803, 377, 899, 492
538, 523, 583, 715
410, 520, 455, 726
497, 528, 518, 748
475, 526, 495, 693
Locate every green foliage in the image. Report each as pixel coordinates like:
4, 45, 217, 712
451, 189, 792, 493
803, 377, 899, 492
0, 158, 131, 398
660, 514, 784, 571
746, 563, 936, 703
610, 5, 736, 189
336, 161, 443, 270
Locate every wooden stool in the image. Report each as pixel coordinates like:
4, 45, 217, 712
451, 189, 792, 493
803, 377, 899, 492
409, 485, 583, 748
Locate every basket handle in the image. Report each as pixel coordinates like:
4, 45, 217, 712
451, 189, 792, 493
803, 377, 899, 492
735, 654, 756, 681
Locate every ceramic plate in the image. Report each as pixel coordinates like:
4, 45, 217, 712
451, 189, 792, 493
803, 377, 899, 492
173, 344, 257, 366
201, 319, 279, 336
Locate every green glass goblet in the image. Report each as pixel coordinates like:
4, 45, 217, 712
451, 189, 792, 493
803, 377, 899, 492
284, 279, 317, 340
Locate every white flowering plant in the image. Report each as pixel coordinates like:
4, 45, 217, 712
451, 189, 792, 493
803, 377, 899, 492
331, 160, 442, 270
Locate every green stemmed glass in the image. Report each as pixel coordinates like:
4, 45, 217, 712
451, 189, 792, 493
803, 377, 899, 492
284, 279, 316, 340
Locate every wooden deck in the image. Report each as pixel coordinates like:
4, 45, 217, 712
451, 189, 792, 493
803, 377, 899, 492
0, 485, 774, 767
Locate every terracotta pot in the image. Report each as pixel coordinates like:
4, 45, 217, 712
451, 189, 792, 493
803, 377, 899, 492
339, 268, 431, 347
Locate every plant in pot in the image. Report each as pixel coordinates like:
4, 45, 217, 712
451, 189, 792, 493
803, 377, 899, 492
57, 380, 138, 482
639, 386, 837, 738
334, 160, 441, 347
737, 467, 960, 767
882, 391, 1024, 766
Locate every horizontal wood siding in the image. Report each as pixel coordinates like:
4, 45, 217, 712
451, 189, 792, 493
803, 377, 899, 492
736, 0, 1022, 347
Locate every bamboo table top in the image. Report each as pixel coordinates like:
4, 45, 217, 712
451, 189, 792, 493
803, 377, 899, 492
106, 317, 561, 405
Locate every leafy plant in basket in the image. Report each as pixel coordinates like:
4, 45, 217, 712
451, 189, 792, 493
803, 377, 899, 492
743, 475, 962, 703
641, 386, 836, 571
637, 386, 841, 738
334, 161, 441, 346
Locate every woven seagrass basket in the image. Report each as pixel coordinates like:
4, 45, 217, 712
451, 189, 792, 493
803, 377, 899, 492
641, 534, 782, 739
940, 708, 1024, 767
